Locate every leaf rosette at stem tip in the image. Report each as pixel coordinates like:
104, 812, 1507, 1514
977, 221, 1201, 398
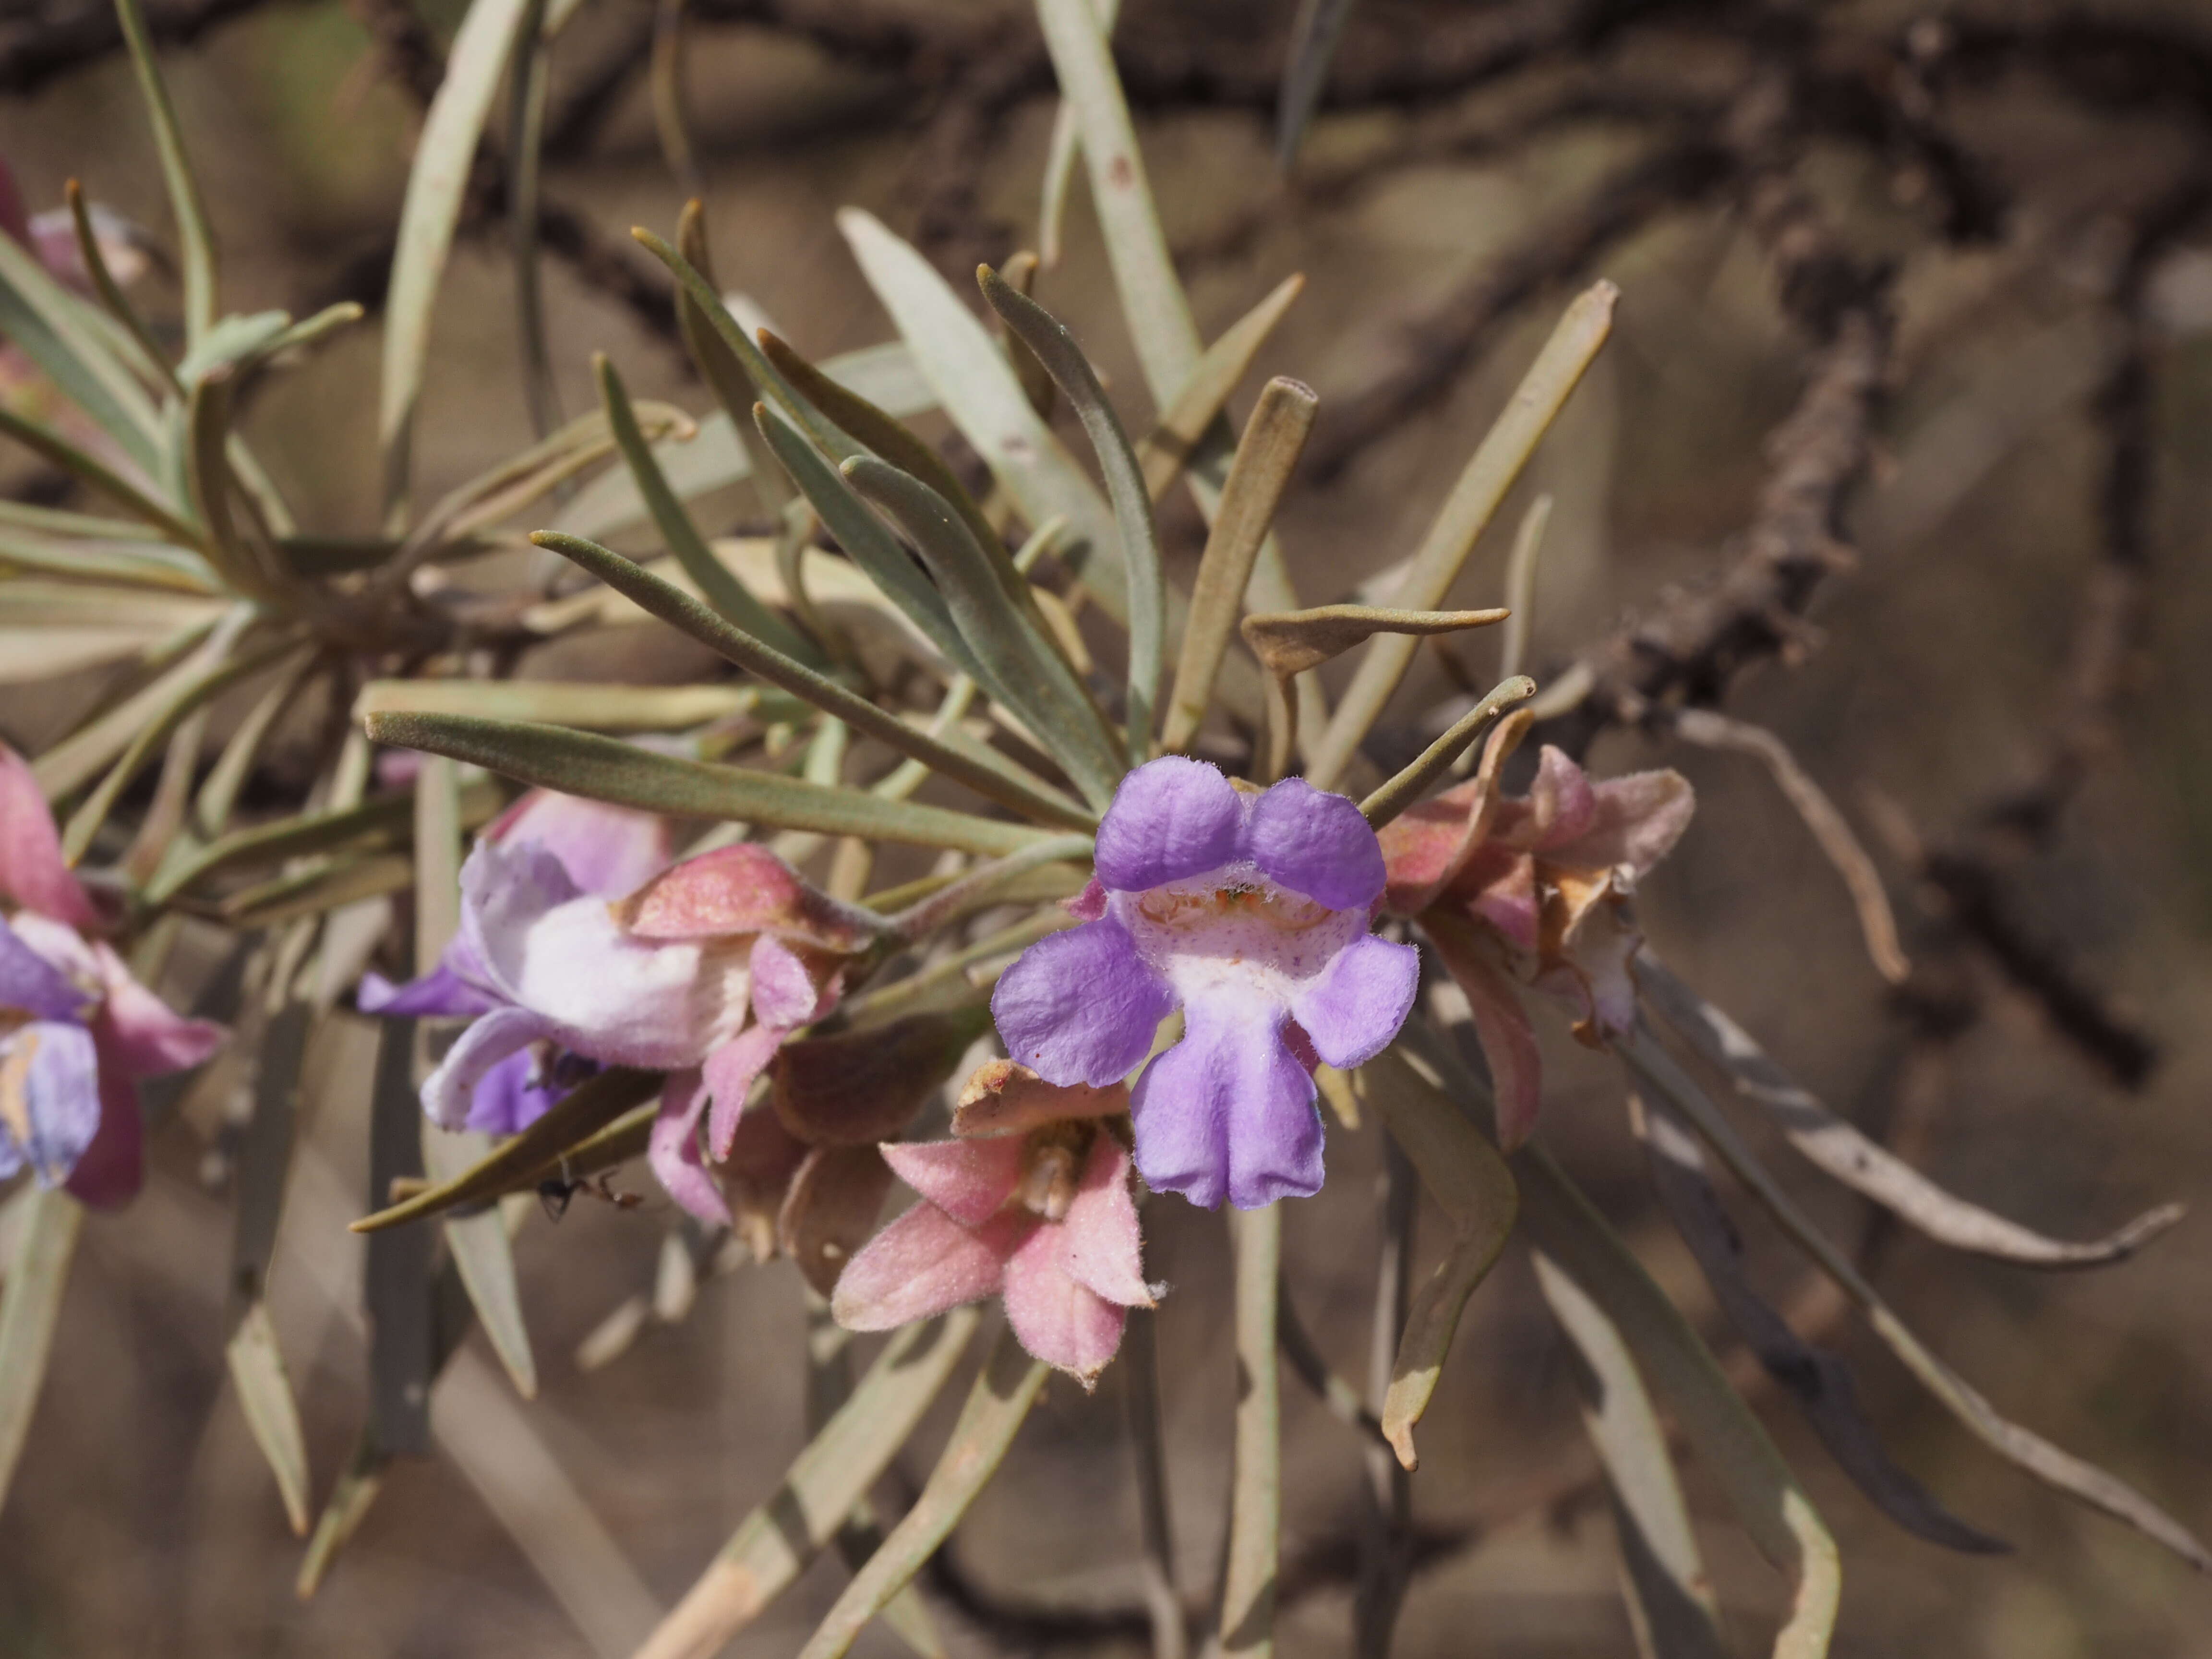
990, 755, 1420, 1211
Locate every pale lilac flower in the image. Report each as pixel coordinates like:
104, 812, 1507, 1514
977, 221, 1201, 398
991, 757, 1419, 1210
376, 793, 890, 1222
361, 790, 672, 1135
1378, 713, 1694, 1145
0, 744, 225, 1206
833, 1060, 1155, 1385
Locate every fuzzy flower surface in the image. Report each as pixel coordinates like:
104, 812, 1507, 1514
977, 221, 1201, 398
361, 790, 672, 1135
832, 1060, 1154, 1384
0, 744, 225, 1205
1378, 714, 1694, 1145
991, 757, 1419, 1210
370, 789, 890, 1221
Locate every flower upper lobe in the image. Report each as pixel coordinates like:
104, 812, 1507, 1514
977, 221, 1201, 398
992, 757, 1417, 1210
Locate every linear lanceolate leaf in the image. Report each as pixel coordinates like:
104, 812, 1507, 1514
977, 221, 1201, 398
1032, 0, 1312, 715
1395, 1021, 1840, 1657
633, 1310, 980, 1659
795, 1325, 1048, 1659
1033, 0, 1199, 400
219, 854, 414, 931
1361, 675, 1535, 831
1631, 1089, 2009, 1555
532, 531, 1095, 830
978, 266, 1164, 758
555, 343, 935, 541
1037, 0, 1119, 267
672, 201, 787, 514
1243, 605, 1508, 785
33, 604, 250, 800
1136, 274, 1306, 504
1219, 1202, 1282, 1659
1163, 378, 1317, 754
429, 1125, 539, 1398
842, 457, 1126, 807
356, 678, 787, 733
0, 532, 213, 593
747, 403, 980, 681
226, 994, 313, 1532
1635, 955, 2180, 1267
352, 1067, 662, 1234
1360, 1047, 1517, 1470
1275, 0, 1359, 165
364, 712, 1058, 855
758, 328, 1006, 581
1306, 283, 1616, 789
379, 0, 540, 524
1621, 1025, 2212, 1572
115, 0, 217, 345
63, 178, 172, 391
60, 634, 303, 861
1530, 1253, 1728, 1659
149, 777, 505, 906
0, 402, 197, 546
227, 1300, 313, 1536
0, 1189, 83, 1515
596, 353, 817, 662
836, 208, 1126, 611
0, 199, 161, 468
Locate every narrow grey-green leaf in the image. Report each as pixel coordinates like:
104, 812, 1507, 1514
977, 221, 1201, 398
1395, 1020, 1842, 1655
356, 678, 789, 733
0, 532, 213, 593
1307, 282, 1616, 789
1138, 274, 1305, 505
365, 712, 1060, 854
795, 1324, 1047, 1659
1621, 1024, 2211, 1572
531, 531, 1094, 830
633, 1309, 979, 1659
0, 201, 161, 468
226, 1300, 313, 1535
61, 634, 302, 861
749, 403, 977, 680
1275, 0, 1359, 165
1163, 377, 1317, 753
1219, 1202, 1282, 1659
114, 0, 218, 344
842, 457, 1125, 807
1530, 1252, 1728, 1659
149, 777, 505, 906
1360, 674, 1535, 830
1033, 0, 1201, 402
33, 604, 250, 801
0, 400, 198, 546
1037, 0, 1120, 267
554, 343, 935, 542
1630, 1088, 2008, 1555
835, 208, 1126, 612
1360, 1048, 1517, 1470
64, 179, 177, 395
380, 0, 540, 524
353, 1067, 661, 1234
430, 1127, 539, 1398
977, 265, 1164, 758
1635, 955, 2180, 1268
0, 1188, 82, 1515
596, 352, 817, 661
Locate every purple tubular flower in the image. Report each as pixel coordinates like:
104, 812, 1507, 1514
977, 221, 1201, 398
992, 758, 1419, 1210
359, 790, 673, 1136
